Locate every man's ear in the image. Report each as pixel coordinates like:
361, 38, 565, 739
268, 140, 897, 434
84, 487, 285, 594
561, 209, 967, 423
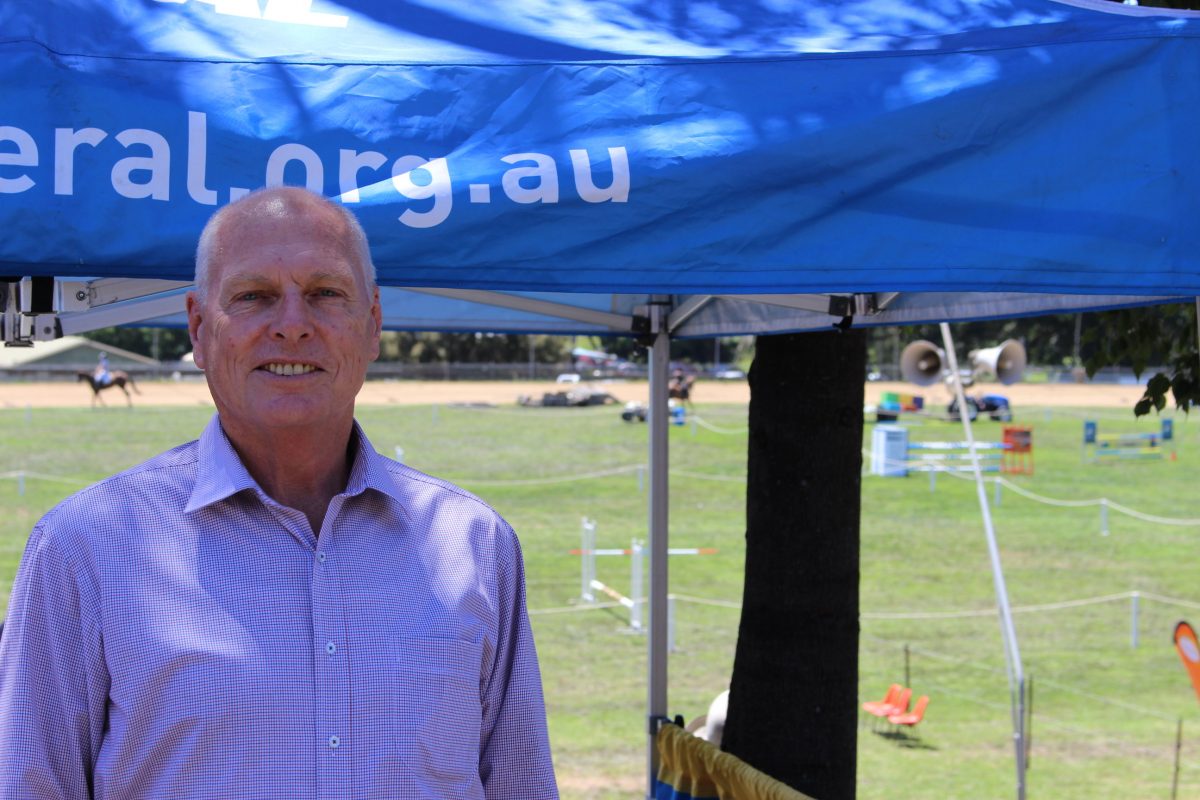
186, 292, 207, 370
368, 287, 383, 360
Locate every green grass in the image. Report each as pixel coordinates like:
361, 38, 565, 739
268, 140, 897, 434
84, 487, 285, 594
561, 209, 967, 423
1, 397, 1198, 798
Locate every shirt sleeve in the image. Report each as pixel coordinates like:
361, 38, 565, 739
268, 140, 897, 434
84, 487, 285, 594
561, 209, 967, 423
477, 519, 558, 800
0, 522, 109, 799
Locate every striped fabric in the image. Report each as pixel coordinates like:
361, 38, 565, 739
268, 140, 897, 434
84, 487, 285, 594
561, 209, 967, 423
0, 414, 558, 799
655, 724, 813, 800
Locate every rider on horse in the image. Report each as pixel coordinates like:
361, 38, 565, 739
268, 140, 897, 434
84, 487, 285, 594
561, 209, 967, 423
94, 351, 112, 387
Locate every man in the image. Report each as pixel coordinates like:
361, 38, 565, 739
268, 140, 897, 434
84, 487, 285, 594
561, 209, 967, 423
93, 350, 111, 386
0, 187, 558, 799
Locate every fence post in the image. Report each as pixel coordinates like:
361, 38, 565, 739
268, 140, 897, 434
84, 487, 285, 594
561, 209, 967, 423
1172, 718, 1183, 800
1100, 499, 1110, 537
1130, 591, 1140, 649
580, 517, 596, 603
630, 539, 644, 631
1025, 674, 1034, 771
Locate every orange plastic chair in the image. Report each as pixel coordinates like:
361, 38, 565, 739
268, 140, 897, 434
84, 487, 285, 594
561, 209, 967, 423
882, 687, 911, 717
889, 694, 929, 728
861, 684, 901, 717
866, 686, 910, 730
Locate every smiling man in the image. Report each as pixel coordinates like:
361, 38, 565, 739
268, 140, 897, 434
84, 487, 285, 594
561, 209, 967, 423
0, 187, 559, 799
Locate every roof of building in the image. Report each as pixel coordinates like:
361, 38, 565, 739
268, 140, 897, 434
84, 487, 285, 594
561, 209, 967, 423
0, 336, 160, 369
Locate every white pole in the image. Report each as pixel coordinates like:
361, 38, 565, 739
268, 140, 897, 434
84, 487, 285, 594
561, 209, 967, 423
581, 517, 596, 603
940, 323, 1026, 800
631, 538, 644, 632
1101, 499, 1110, 537
1130, 591, 1140, 649
994, 478, 1002, 507
646, 312, 670, 799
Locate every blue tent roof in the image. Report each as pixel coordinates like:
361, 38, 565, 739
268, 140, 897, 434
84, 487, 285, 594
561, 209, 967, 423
4, 5, 1194, 794
4, 0, 1200, 309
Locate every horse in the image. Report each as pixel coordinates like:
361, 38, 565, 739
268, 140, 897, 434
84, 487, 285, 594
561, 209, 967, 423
668, 373, 696, 409
77, 370, 141, 407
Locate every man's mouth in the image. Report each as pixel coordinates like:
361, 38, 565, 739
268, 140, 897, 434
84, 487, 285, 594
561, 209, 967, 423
260, 362, 319, 377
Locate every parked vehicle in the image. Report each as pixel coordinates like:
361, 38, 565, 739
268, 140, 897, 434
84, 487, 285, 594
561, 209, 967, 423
946, 394, 1012, 422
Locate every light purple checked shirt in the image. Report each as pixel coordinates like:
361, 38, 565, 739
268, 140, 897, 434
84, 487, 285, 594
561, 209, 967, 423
0, 415, 558, 800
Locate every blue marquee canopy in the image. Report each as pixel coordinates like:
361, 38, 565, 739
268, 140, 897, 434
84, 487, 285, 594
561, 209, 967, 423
2, 0, 1199, 337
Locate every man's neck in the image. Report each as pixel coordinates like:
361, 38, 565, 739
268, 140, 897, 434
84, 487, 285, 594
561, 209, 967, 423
223, 418, 357, 535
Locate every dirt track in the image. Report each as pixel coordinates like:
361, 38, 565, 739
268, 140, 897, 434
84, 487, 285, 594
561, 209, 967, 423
0, 378, 1147, 410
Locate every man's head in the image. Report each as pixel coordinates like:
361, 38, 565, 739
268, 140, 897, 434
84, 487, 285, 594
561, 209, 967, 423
186, 187, 382, 442
194, 188, 376, 302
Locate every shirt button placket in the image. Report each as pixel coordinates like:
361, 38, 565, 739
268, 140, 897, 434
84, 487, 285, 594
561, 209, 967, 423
312, 546, 350, 799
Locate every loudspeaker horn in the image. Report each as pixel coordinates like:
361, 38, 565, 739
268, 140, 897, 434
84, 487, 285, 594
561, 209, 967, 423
900, 340, 946, 386
969, 339, 1026, 385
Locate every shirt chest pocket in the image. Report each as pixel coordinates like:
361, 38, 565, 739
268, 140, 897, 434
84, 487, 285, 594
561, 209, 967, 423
393, 637, 484, 781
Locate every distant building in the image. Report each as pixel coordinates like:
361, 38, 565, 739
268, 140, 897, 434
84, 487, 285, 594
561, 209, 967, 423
0, 336, 159, 378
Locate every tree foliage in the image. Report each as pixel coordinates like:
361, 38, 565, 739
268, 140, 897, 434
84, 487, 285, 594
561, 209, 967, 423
83, 327, 192, 361
1081, 302, 1199, 416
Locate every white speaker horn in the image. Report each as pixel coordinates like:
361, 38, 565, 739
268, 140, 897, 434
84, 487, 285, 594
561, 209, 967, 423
900, 340, 946, 386
970, 339, 1026, 385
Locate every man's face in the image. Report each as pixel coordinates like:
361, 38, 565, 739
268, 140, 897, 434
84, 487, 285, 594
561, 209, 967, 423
186, 199, 382, 439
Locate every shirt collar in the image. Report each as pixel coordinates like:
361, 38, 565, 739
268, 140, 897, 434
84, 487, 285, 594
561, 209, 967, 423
185, 414, 405, 514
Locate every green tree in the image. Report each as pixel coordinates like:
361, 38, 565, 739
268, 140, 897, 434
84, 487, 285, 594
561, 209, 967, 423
1081, 302, 1199, 415
84, 327, 192, 361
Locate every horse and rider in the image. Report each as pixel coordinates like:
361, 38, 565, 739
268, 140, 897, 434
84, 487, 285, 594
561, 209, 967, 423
78, 351, 140, 406
668, 368, 696, 409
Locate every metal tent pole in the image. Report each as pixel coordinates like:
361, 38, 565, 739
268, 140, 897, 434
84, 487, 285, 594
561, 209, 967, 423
939, 323, 1027, 800
646, 311, 671, 798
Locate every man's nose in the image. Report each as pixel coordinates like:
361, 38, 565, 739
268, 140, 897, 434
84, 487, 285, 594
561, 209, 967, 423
270, 290, 314, 341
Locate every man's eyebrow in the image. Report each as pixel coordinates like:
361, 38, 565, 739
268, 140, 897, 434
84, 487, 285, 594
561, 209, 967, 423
308, 271, 355, 285
222, 273, 272, 288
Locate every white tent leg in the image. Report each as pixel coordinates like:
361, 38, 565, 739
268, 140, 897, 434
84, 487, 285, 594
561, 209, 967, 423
646, 320, 670, 798
939, 323, 1027, 800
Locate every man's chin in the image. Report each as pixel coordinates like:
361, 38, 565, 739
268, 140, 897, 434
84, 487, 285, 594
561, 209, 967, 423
218, 397, 350, 432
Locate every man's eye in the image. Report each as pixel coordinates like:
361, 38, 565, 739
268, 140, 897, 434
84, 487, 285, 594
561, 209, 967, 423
317, 289, 341, 298
237, 292, 260, 301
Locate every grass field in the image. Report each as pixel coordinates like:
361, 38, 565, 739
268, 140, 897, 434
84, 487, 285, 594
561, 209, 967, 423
1, 396, 1198, 798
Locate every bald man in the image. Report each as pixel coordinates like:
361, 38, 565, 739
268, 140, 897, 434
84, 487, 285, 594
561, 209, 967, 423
0, 188, 558, 800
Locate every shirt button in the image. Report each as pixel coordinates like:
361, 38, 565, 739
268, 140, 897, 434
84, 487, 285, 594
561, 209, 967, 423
318, 552, 328, 564
326, 641, 337, 655
329, 735, 340, 749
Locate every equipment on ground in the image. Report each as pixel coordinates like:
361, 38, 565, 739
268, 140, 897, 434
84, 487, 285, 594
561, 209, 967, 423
1083, 419, 1175, 462
947, 394, 1013, 422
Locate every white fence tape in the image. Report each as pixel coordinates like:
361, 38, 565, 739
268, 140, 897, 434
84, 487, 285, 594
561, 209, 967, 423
863, 446, 1200, 527
689, 415, 749, 435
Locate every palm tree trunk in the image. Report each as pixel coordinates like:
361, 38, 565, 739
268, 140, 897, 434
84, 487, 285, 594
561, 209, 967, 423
721, 330, 865, 799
